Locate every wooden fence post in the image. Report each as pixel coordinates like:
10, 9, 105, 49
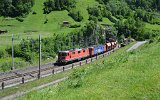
2, 82, 4, 89
72, 64, 74, 69
52, 69, 54, 74
22, 77, 24, 84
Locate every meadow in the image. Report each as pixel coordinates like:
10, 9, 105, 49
21, 41, 160, 99
0, 41, 134, 98
0, 0, 160, 73
0, 0, 101, 72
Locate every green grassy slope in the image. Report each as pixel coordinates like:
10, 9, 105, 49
0, 0, 73, 49
0, 0, 74, 34
0, 0, 159, 48
0, 0, 103, 72
0, 43, 134, 98
145, 23, 160, 31
21, 42, 160, 99
0, 0, 105, 49
0, 0, 159, 73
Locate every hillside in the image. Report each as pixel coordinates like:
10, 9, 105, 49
0, 0, 114, 72
0, 0, 160, 99
0, 0, 160, 72
0, 0, 102, 71
21, 41, 160, 99
0, 0, 159, 48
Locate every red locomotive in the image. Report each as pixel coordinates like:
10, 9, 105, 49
58, 48, 89, 63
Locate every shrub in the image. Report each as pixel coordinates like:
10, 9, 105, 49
157, 36, 160, 42
67, 69, 86, 88
149, 39, 154, 44
68, 10, 83, 22
32, 11, 37, 15
44, 18, 48, 24
116, 15, 124, 20
16, 17, 24, 22
87, 6, 103, 22
69, 24, 81, 28
97, 16, 103, 21
0, 60, 28, 72
0, 0, 34, 17
88, 15, 98, 23
0, 49, 6, 58
1, 62, 11, 72
87, 6, 101, 17
43, 0, 76, 14
108, 15, 117, 23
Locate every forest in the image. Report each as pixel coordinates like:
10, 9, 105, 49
0, 0, 34, 17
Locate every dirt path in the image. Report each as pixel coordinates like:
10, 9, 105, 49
1, 77, 67, 100
127, 41, 147, 52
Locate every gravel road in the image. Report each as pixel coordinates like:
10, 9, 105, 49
127, 41, 147, 52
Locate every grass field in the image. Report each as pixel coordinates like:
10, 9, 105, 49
0, 0, 99, 49
0, 0, 103, 72
145, 23, 160, 31
0, 70, 72, 98
0, 42, 134, 98
0, 0, 159, 73
20, 42, 160, 99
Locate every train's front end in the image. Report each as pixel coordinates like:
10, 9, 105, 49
57, 51, 69, 64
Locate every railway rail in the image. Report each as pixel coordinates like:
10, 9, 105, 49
0, 46, 118, 90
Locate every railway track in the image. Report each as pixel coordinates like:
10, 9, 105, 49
0, 47, 119, 90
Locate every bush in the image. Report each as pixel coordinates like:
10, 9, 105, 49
43, 0, 76, 14
149, 39, 154, 44
1, 62, 11, 72
87, 6, 103, 22
0, 0, 34, 17
97, 16, 103, 21
108, 15, 117, 23
67, 69, 86, 88
16, 17, 24, 22
69, 24, 81, 28
68, 10, 83, 22
44, 18, 48, 24
116, 15, 124, 20
0, 60, 28, 72
0, 49, 6, 58
88, 15, 98, 23
87, 6, 101, 17
32, 11, 37, 15
157, 36, 160, 42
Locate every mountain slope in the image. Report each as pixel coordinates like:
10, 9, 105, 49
22, 42, 160, 99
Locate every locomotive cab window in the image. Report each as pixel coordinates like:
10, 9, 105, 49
59, 53, 67, 56
72, 52, 75, 54
78, 51, 81, 53
83, 50, 85, 52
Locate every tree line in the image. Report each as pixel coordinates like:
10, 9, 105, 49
43, 0, 76, 14
6, 21, 106, 62
125, 0, 160, 11
94, 0, 160, 39
0, 0, 34, 17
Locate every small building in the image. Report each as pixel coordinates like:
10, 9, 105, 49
0, 30, 8, 34
63, 21, 70, 25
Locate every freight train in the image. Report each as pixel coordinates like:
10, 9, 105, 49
56, 41, 117, 64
